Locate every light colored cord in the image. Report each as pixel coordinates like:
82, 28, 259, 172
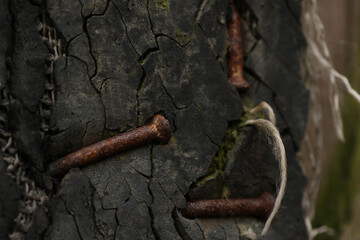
245, 102, 287, 237
249, 101, 276, 126
301, 0, 360, 238
3, 15, 62, 239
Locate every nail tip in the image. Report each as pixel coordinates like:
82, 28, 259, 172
47, 162, 62, 178
228, 77, 250, 91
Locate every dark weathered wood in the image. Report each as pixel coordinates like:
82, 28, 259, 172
1, 0, 309, 239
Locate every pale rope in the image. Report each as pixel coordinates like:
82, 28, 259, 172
37, 13, 61, 139
304, 0, 360, 142
302, 0, 327, 235
237, 222, 257, 240
1, 89, 48, 240
245, 119, 286, 236
333, 70, 360, 103
4, 16, 62, 239
241, 230, 257, 240
301, 0, 360, 238
245, 102, 287, 236
195, 0, 209, 22
309, 225, 335, 239
249, 101, 276, 126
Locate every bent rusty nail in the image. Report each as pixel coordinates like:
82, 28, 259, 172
181, 192, 275, 220
227, 2, 250, 91
48, 114, 171, 177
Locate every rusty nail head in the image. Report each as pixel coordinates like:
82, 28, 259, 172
48, 114, 171, 177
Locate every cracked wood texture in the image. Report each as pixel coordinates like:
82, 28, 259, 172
0, 0, 309, 239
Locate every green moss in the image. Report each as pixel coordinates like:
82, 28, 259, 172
119, 125, 128, 132
206, 109, 264, 175
190, 105, 266, 199
157, 54, 163, 64
193, 101, 202, 110
196, 171, 222, 186
207, 122, 242, 175
102, 129, 120, 138
93, 3, 100, 13
222, 184, 230, 198
92, 0, 106, 13
137, 115, 144, 126
174, 29, 190, 43
138, 58, 145, 65
109, 130, 118, 136
156, 0, 169, 12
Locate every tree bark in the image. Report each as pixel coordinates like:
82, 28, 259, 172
0, 0, 309, 239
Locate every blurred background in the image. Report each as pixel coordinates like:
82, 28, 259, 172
311, 0, 360, 239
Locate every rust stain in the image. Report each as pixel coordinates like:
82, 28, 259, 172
48, 114, 171, 177
181, 192, 275, 220
227, 2, 250, 91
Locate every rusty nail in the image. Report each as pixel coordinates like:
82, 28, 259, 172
181, 192, 274, 220
48, 114, 171, 177
227, 2, 250, 91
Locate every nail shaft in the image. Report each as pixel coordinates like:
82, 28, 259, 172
227, 2, 250, 91
48, 114, 171, 177
181, 192, 274, 220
